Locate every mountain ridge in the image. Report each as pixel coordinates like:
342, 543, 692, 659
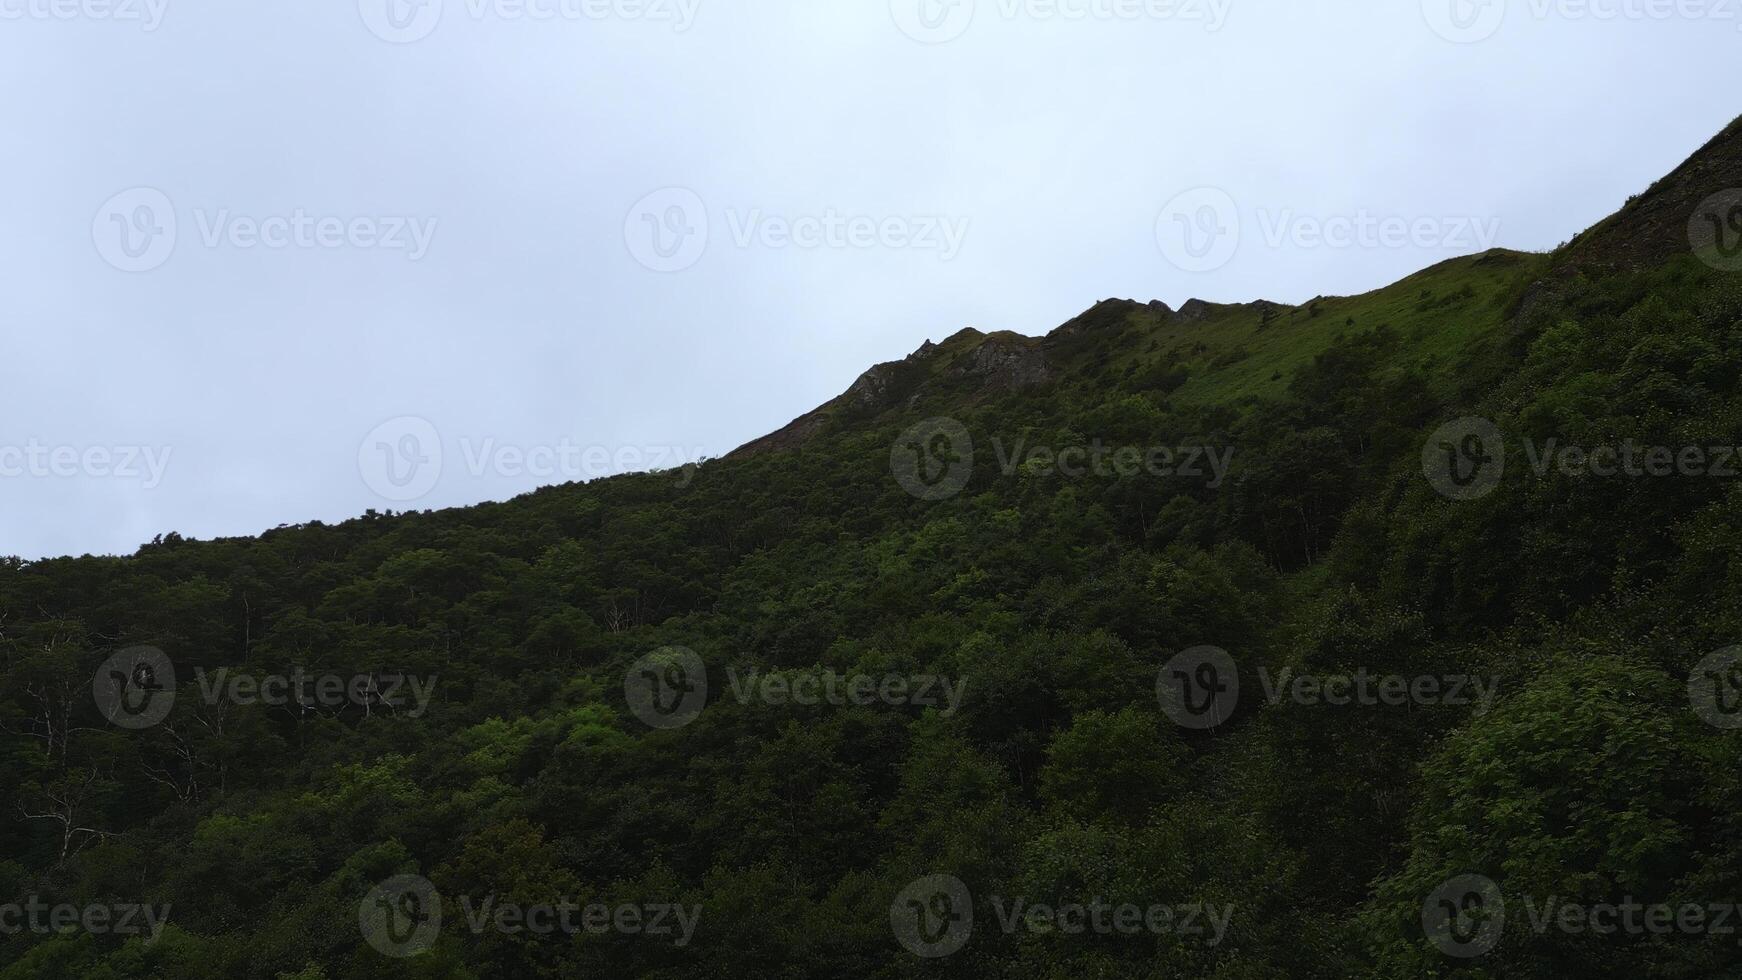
732, 112, 1742, 461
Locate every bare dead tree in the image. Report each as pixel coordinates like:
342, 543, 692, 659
0, 639, 102, 766
19, 768, 115, 862
191, 695, 234, 796
139, 723, 202, 804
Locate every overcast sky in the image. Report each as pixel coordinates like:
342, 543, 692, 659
0, 0, 1735, 559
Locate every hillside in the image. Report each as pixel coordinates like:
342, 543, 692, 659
3, 116, 1742, 979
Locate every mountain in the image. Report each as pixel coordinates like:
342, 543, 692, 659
3, 115, 1741, 980
1565, 113, 1742, 270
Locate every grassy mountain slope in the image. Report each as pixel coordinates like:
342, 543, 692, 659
3, 116, 1742, 979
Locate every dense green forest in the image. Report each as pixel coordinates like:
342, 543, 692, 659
5, 118, 1742, 978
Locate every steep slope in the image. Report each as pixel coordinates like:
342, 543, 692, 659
729, 326, 1053, 457
732, 246, 1541, 457
1563, 114, 1742, 271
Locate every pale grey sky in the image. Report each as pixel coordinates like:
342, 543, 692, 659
0, 0, 1735, 559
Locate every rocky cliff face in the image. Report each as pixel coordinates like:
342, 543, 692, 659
1564, 113, 1742, 271
946, 333, 1053, 388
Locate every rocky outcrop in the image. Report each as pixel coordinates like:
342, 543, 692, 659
1175, 298, 1218, 322
945, 333, 1053, 388
841, 361, 907, 412
730, 329, 1054, 458
1047, 299, 1143, 341
1174, 298, 1292, 324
